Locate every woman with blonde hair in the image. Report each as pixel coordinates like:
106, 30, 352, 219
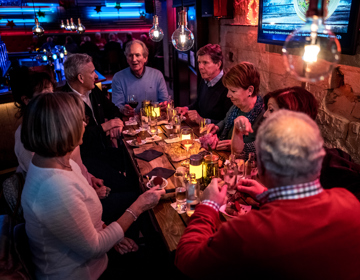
21, 92, 164, 279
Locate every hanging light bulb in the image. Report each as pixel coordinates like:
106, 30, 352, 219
171, 10, 194, 52
32, 17, 44, 37
60, 19, 65, 29
69, 18, 77, 31
76, 18, 85, 34
282, 0, 341, 83
149, 15, 164, 42
65, 19, 71, 31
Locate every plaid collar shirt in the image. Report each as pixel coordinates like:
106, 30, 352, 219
256, 179, 323, 204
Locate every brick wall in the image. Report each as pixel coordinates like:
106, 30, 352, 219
208, 16, 360, 163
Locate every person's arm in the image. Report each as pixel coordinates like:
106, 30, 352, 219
111, 73, 126, 113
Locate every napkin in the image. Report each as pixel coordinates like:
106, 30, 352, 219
145, 167, 175, 179
135, 149, 163, 162
164, 137, 181, 144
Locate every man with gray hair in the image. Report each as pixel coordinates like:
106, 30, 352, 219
175, 110, 360, 279
60, 53, 132, 194
111, 39, 169, 116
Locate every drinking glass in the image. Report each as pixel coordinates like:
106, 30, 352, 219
127, 94, 138, 110
148, 112, 158, 135
173, 115, 181, 137
140, 108, 149, 130
167, 108, 176, 125
174, 170, 187, 213
152, 102, 161, 119
181, 127, 194, 167
199, 118, 211, 136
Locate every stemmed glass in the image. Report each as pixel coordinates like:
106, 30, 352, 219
127, 94, 138, 110
181, 127, 194, 167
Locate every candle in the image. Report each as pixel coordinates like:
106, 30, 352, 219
189, 154, 203, 180
181, 134, 191, 140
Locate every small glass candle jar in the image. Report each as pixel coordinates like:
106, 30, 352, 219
189, 154, 203, 180
203, 154, 219, 187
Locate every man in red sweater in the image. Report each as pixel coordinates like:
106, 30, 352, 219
175, 110, 360, 280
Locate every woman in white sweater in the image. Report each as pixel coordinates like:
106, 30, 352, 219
21, 91, 164, 279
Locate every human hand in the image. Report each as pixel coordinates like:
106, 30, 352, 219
101, 118, 124, 132
237, 178, 267, 199
123, 104, 135, 117
234, 116, 253, 136
109, 126, 122, 139
159, 101, 168, 110
134, 186, 165, 214
114, 237, 139, 255
216, 140, 231, 151
187, 110, 202, 123
207, 124, 219, 135
176, 106, 188, 115
202, 178, 228, 206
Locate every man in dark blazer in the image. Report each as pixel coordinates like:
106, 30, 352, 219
61, 53, 135, 195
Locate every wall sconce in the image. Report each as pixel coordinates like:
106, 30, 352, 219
282, 0, 341, 82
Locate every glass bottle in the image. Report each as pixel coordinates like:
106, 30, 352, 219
244, 152, 256, 179
186, 173, 200, 217
224, 154, 238, 195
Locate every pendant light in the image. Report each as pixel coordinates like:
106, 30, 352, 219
149, 0, 164, 42
149, 15, 164, 42
77, 18, 85, 34
32, 17, 44, 37
60, 19, 65, 29
171, 9, 194, 52
69, 18, 77, 31
282, 0, 341, 82
65, 19, 71, 31
31, 0, 44, 36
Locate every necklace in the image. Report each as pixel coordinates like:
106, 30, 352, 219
54, 157, 72, 170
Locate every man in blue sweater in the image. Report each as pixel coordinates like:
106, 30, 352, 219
176, 44, 232, 124
111, 40, 169, 116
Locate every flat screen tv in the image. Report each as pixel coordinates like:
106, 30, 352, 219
258, 0, 360, 55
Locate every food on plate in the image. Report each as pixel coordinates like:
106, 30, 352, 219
225, 201, 244, 216
228, 191, 259, 207
162, 141, 202, 161
199, 133, 219, 150
153, 176, 163, 186
136, 137, 142, 144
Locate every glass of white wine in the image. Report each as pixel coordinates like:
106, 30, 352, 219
181, 127, 194, 167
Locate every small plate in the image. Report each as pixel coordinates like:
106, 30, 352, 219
126, 139, 146, 147
146, 176, 168, 189
123, 129, 140, 136
219, 204, 251, 220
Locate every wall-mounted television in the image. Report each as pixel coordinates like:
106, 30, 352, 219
258, 0, 360, 55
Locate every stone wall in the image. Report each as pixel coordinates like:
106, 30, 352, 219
208, 18, 360, 163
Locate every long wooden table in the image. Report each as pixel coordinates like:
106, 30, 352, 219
121, 117, 231, 252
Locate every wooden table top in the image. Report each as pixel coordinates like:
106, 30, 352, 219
121, 116, 232, 252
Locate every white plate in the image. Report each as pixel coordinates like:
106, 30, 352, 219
123, 129, 141, 136
146, 176, 168, 189
219, 203, 251, 220
145, 135, 162, 143
126, 139, 146, 147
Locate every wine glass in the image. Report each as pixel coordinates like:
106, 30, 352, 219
181, 127, 194, 167
127, 94, 138, 110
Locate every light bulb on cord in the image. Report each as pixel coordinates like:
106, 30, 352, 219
171, 10, 194, 52
77, 18, 85, 34
282, 0, 341, 82
69, 18, 77, 31
32, 17, 44, 37
149, 15, 164, 42
65, 19, 71, 31
60, 19, 65, 29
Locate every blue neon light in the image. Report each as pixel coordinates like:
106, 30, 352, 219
0, 18, 49, 23
89, 12, 144, 18
42, 55, 47, 61
105, 3, 143, 8
0, 8, 55, 13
